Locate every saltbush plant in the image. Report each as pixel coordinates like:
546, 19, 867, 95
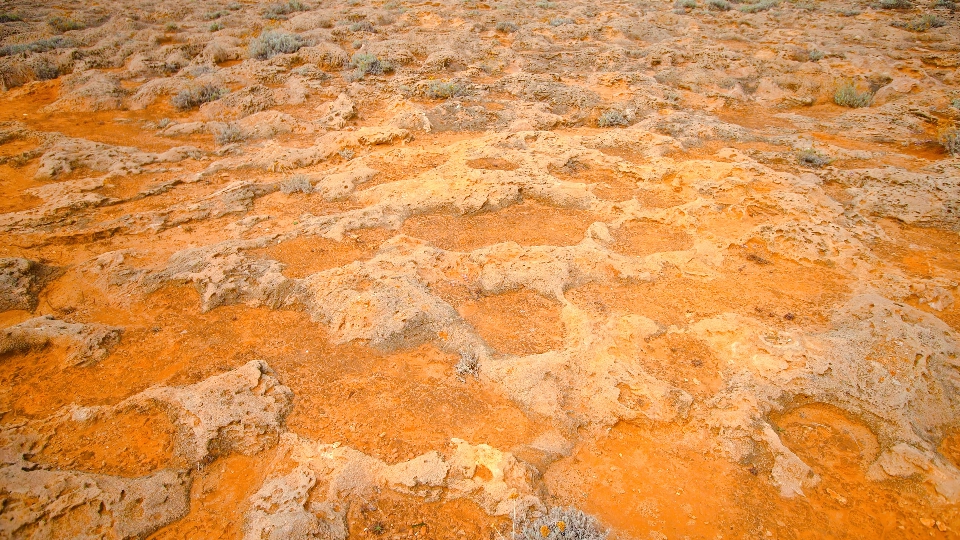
834, 79, 872, 108
172, 83, 227, 110
249, 30, 305, 59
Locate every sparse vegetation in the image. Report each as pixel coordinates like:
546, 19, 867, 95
536, 0, 557, 7
739, 0, 780, 12
934, 0, 956, 8
171, 83, 228, 110
33, 59, 61, 80
894, 13, 946, 31
550, 17, 574, 25
677, 0, 698, 8
156, 118, 172, 129
495, 21, 519, 32
249, 30, 305, 60
877, 0, 912, 8
939, 125, 960, 156
808, 49, 824, 61
280, 174, 314, 194
517, 507, 608, 540
338, 149, 355, 160
797, 149, 833, 168
209, 21, 224, 32
349, 20, 375, 32
597, 110, 629, 127
425, 80, 466, 99
349, 52, 392, 79
164, 22, 179, 32
213, 123, 244, 145
833, 79, 872, 108
708, 0, 732, 10
263, 0, 310, 19
0, 12, 23, 22
0, 37, 74, 58
48, 16, 84, 32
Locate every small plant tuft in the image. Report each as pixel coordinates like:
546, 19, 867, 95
214, 123, 245, 145
894, 13, 946, 31
48, 16, 84, 32
349, 52, 392, 79
0, 12, 23, 23
597, 110, 629, 127
939, 126, 959, 156
249, 30, 305, 59
495, 21, 519, 32
677, 0, 698, 8
708, 0, 732, 10
877, 0, 912, 8
833, 79, 872, 108
33, 59, 61, 80
550, 17, 574, 25
209, 21, 224, 32
797, 149, 833, 168
171, 83, 227, 110
164, 22, 179, 32
281, 174, 314, 194
516, 507, 608, 540
425, 80, 466, 99
0, 36, 74, 58
739, 0, 779, 12
338, 149, 355, 160
808, 49, 824, 61
264, 0, 310, 19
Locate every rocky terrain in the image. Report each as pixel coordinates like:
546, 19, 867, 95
1, 0, 959, 537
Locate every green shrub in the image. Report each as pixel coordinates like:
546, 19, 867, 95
249, 30, 305, 59
48, 16, 84, 32
878, 0, 912, 8
171, 83, 227, 110
808, 49, 824, 61
677, 0, 698, 8
894, 13, 946, 31
263, 0, 309, 19
164, 22, 179, 31
0, 12, 23, 22
708, 0, 732, 10
349, 52, 392, 79
425, 80, 466, 99
739, 0, 779, 12
209, 21, 224, 31
0, 37, 74, 57
834, 79, 872, 108
495, 21, 518, 32
597, 110, 629, 127
33, 59, 61, 80
213, 123, 244, 145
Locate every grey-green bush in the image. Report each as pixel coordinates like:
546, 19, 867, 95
834, 80, 872, 108
249, 30, 305, 60
349, 52, 392, 79
48, 16, 84, 32
213, 123, 244, 145
171, 83, 227, 110
425, 81, 466, 99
